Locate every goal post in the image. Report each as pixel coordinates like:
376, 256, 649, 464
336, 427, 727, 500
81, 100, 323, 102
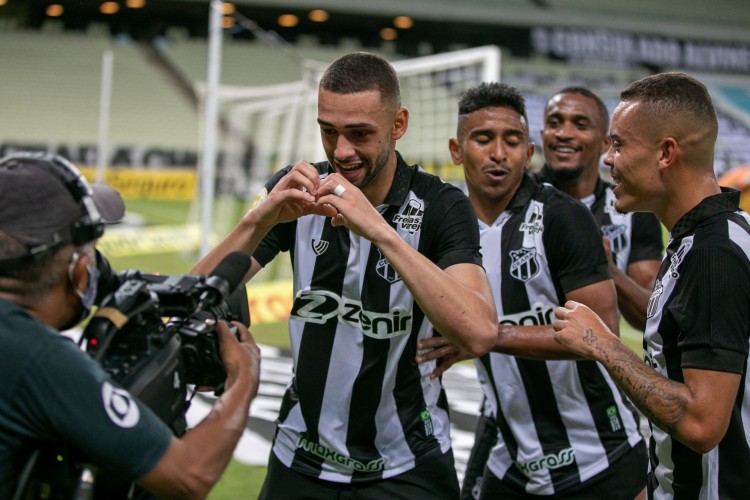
389, 45, 501, 184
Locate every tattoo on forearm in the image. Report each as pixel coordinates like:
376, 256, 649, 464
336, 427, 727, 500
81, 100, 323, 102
604, 342, 687, 434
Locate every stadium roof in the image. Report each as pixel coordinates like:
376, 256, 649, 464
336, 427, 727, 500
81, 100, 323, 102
225, 0, 750, 43
5, 0, 749, 48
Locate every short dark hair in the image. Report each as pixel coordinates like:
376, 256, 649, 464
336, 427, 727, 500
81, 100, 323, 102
551, 86, 610, 133
458, 82, 528, 126
319, 52, 401, 108
620, 72, 718, 134
0, 232, 69, 296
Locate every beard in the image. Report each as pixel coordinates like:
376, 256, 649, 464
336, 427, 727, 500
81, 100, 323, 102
543, 163, 586, 184
350, 148, 391, 190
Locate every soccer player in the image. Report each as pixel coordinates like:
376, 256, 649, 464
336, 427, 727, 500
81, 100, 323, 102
554, 72, 750, 498
193, 52, 497, 498
459, 86, 664, 499
418, 82, 647, 499
536, 87, 663, 330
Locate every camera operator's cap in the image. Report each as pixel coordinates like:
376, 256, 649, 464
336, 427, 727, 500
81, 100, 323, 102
0, 152, 125, 256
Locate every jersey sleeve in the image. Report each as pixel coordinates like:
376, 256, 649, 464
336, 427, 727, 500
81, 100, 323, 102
666, 244, 750, 373
15, 336, 172, 482
423, 184, 483, 270
544, 197, 611, 293
628, 211, 665, 264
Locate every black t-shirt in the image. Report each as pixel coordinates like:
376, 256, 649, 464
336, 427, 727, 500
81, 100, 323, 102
0, 298, 172, 497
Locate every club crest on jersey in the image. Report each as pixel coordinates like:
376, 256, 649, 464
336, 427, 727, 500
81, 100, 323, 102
604, 197, 619, 215
601, 224, 627, 253
311, 239, 329, 256
509, 247, 540, 282
393, 198, 424, 234
519, 205, 544, 235
376, 249, 401, 284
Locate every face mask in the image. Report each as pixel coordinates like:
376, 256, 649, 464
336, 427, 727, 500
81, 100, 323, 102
66, 250, 100, 327
80, 261, 100, 314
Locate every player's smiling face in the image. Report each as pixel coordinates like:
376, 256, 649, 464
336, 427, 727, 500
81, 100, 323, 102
317, 89, 407, 200
450, 106, 534, 215
604, 101, 662, 214
542, 92, 610, 179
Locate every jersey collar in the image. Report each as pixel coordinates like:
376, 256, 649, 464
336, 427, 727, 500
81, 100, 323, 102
379, 151, 413, 209
671, 188, 741, 239
506, 173, 540, 213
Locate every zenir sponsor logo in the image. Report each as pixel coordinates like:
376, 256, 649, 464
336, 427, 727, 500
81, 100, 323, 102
515, 447, 575, 477
601, 224, 627, 253
519, 205, 544, 235
499, 303, 555, 326
290, 290, 412, 339
311, 238, 329, 256
509, 247, 540, 282
393, 198, 424, 234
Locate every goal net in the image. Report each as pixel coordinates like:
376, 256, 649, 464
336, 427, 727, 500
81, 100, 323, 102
200, 45, 501, 267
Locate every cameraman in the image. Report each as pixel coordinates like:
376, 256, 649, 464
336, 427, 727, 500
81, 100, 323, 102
0, 152, 261, 499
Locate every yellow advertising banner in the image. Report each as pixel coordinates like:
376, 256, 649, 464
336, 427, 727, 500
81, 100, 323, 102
246, 280, 293, 325
80, 167, 196, 200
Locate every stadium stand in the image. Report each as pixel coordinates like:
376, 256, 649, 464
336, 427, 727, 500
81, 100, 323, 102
0, 27, 198, 154
1, 25, 749, 179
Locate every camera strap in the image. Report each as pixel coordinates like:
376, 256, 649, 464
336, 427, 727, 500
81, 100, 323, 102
94, 307, 129, 329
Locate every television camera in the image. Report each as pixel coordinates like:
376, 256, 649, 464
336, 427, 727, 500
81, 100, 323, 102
17, 252, 251, 499
85, 251, 251, 432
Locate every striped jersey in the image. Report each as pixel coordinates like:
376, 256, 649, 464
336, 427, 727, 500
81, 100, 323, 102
643, 189, 750, 499
477, 174, 645, 495
253, 153, 483, 483
535, 167, 664, 276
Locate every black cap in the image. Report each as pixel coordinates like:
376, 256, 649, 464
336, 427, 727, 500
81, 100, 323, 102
0, 152, 125, 256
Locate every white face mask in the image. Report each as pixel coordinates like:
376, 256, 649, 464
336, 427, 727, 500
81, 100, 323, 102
67, 248, 99, 326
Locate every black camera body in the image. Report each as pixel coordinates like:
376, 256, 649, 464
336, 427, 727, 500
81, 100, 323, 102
85, 270, 240, 436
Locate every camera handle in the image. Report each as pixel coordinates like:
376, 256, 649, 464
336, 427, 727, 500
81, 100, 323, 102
72, 468, 96, 500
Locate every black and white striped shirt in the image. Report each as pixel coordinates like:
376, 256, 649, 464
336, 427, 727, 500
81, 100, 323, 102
477, 174, 644, 495
536, 168, 664, 276
644, 189, 750, 499
253, 153, 483, 483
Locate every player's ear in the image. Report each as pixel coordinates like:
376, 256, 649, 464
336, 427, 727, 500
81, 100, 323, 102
392, 107, 409, 141
526, 141, 535, 168
658, 137, 679, 171
448, 138, 463, 166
